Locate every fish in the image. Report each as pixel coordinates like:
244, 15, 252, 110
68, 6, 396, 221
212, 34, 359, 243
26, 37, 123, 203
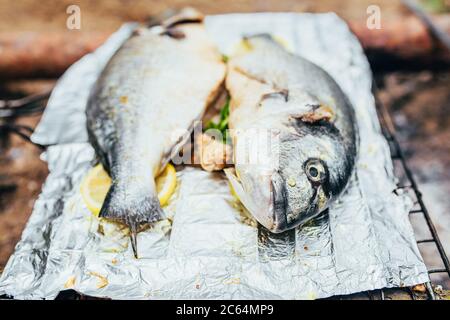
86, 8, 226, 257
224, 35, 358, 233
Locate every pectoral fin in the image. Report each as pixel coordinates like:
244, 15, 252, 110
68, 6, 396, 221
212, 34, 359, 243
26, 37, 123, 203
224, 168, 246, 203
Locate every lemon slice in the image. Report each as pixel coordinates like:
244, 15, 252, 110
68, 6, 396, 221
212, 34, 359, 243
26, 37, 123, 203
80, 164, 111, 216
81, 163, 177, 216
155, 163, 177, 207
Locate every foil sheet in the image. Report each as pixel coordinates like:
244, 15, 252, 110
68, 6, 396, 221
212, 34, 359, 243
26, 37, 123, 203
0, 13, 429, 299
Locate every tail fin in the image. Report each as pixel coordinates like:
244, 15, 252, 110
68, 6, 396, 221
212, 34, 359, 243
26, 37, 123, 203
99, 181, 164, 258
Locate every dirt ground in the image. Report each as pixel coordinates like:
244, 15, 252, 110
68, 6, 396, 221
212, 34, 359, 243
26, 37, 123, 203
0, 0, 449, 291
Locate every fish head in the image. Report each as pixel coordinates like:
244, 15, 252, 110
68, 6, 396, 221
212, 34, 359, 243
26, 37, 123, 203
227, 121, 354, 233
276, 122, 353, 230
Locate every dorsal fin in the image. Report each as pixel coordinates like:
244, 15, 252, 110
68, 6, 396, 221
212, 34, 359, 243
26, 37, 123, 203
161, 7, 204, 28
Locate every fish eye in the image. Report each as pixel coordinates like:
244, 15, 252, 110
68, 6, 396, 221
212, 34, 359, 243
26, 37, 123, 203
309, 167, 319, 178
305, 159, 326, 183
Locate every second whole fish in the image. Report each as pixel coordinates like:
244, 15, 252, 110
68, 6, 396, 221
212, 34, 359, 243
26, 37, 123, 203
86, 9, 226, 257
225, 35, 358, 233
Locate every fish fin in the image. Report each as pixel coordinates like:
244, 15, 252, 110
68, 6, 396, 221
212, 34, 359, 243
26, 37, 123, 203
86, 123, 112, 174
242, 34, 278, 49
225, 168, 276, 230
236, 34, 287, 57
244, 33, 273, 41
260, 89, 289, 103
129, 225, 139, 259
99, 182, 165, 258
294, 104, 335, 123
161, 28, 186, 39
161, 7, 204, 28
224, 168, 254, 212
146, 7, 204, 29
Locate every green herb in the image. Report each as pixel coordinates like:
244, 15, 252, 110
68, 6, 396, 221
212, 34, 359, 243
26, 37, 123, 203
204, 97, 230, 143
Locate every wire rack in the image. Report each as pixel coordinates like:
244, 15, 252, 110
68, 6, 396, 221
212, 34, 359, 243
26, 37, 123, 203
0, 91, 49, 149
330, 84, 450, 300
363, 84, 450, 300
0, 87, 449, 300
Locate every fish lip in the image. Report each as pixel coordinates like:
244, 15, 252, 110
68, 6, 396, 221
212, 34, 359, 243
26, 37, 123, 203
268, 178, 289, 233
269, 221, 289, 233
270, 204, 289, 233
269, 183, 327, 233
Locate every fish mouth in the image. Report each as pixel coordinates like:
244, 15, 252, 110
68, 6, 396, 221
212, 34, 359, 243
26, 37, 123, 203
269, 175, 329, 233
268, 205, 289, 233
267, 177, 289, 233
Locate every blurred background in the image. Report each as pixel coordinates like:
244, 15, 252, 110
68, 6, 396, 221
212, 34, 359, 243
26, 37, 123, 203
0, 0, 449, 289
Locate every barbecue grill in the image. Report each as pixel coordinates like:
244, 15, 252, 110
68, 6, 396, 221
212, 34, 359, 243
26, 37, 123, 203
0, 80, 448, 300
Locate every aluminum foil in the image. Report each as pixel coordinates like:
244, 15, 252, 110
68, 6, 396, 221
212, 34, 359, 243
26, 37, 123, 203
0, 13, 429, 299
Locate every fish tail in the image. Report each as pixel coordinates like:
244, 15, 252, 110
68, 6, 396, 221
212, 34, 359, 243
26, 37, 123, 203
99, 182, 165, 258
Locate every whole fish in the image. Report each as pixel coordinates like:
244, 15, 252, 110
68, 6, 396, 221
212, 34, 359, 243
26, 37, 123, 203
225, 35, 358, 233
86, 9, 226, 257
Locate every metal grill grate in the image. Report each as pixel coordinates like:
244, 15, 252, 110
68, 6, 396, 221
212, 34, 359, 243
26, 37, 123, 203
1, 86, 449, 300
370, 84, 450, 300
0, 90, 49, 148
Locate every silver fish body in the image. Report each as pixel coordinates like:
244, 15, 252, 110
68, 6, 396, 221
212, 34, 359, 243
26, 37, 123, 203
225, 35, 358, 233
86, 15, 225, 253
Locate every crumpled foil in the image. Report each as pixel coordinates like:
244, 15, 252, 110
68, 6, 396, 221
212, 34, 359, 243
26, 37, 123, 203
0, 13, 429, 300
